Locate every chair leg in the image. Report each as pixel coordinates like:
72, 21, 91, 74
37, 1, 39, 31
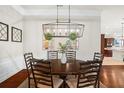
95, 80, 100, 88
34, 79, 37, 88
28, 78, 30, 88
97, 80, 100, 88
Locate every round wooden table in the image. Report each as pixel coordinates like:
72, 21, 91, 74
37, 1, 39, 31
50, 59, 84, 87
51, 59, 83, 75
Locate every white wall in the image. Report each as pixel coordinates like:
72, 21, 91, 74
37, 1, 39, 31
101, 8, 124, 34
23, 18, 100, 61
77, 20, 100, 60
23, 20, 45, 59
0, 6, 25, 82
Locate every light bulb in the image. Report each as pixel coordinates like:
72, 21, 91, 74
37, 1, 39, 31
65, 29, 67, 35
46, 29, 50, 33
76, 29, 79, 33
70, 29, 73, 32
65, 29, 67, 33
59, 29, 61, 35
53, 29, 56, 32
76, 29, 80, 36
53, 29, 56, 35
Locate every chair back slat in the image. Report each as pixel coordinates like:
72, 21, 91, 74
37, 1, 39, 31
77, 60, 103, 88
26, 62, 32, 67
34, 72, 51, 78
38, 81, 52, 86
31, 60, 53, 88
33, 63, 51, 70
33, 69, 50, 74
66, 51, 76, 61
48, 51, 58, 59
24, 53, 33, 74
35, 77, 51, 82
78, 83, 95, 88
93, 52, 104, 61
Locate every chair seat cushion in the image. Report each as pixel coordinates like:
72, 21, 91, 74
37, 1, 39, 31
53, 77, 63, 88
37, 77, 63, 88
66, 78, 78, 88
66, 78, 95, 88
66, 75, 77, 80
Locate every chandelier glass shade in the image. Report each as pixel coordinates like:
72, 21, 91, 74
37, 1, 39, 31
43, 5, 85, 38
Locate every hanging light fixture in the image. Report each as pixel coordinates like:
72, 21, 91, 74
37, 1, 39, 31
42, 5, 85, 38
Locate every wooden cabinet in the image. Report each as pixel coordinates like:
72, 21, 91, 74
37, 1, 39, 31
104, 49, 112, 57
101, 34, 114, 57
104, 38, 114, 48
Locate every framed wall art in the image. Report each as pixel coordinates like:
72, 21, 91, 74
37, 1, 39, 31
11, 27, 22, 42
0, 22, 9, 41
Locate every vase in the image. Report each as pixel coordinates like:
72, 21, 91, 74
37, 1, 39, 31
61, 53, 66, 64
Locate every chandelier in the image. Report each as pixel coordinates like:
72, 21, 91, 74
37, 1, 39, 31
43, 5, 85, 38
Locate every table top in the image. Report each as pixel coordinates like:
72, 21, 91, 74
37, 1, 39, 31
50, 59, 84, 75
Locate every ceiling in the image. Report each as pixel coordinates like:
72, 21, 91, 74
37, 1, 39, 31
21, 5, 102, 11
11, 5, 124, 20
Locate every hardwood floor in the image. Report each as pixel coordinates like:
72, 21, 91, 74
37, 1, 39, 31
0, 69, 28, 88
0, 65, 124, 88
100, 65, 124, 88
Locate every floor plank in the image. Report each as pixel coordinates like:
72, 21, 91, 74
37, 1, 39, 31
100, 65, 124, 88
0, 69, 28, 88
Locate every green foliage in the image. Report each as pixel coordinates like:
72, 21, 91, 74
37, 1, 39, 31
59, 42, 67, 53
69, 32, 77, 40
44, 33, 52, 40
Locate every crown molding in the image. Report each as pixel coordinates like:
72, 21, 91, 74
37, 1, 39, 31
11, 5, 26, 15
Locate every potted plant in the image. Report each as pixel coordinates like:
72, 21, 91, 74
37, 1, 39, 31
44, 32, 53, 40
59, 42, 67, 64
59, 42, 67, 53
69, 32, 77, 41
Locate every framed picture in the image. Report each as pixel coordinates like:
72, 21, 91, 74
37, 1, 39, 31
11, 27, 22, 42
0, 22, 9, 41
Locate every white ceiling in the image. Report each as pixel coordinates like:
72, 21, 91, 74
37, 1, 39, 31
11, 5, 124, 20
21, 5, 102, 11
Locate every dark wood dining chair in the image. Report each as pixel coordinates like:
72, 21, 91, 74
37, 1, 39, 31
30, 60, 63, 88
66, 60, 103, 88
93, 52, 104, 61
65, 51, 77, 79
66, 51, 76, 61
47, 51, 58, 60
24, 52, 42, 88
